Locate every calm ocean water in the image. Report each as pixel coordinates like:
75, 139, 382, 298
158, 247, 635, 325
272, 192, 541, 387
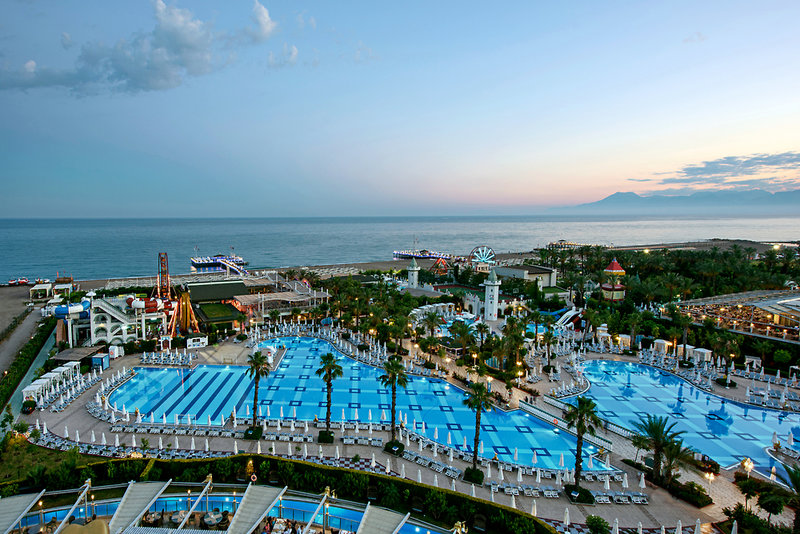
0, 216, 798, 282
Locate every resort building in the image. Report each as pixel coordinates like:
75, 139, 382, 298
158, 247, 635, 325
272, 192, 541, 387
494, 264, 558, 288
90, 297, 170, 346
601, 258, 626, 301
676, 289, 800, 343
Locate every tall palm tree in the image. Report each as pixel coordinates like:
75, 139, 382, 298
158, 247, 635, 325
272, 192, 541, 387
631, 414, 685, 484
564, 397, 602, 487
269, 309, 281, 324
422, 311, 441, 338
246, 351, 270, 429
660, 438, 695, 487
379, 357, 409, 443
315, 352, 343, 434
463, 382, 493, 472
474, 322, 490, 350
777, 464, 800, 533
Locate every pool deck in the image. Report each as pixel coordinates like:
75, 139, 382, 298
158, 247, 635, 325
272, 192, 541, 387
22, 336, 795, 530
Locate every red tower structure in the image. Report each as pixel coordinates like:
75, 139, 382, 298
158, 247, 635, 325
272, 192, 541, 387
158, 252, 171, 299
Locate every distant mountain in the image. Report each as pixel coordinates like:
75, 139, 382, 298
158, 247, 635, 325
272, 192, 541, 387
551, 189, 800, 216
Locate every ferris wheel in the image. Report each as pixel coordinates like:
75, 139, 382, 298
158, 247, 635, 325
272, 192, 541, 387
469, 246, 496, 264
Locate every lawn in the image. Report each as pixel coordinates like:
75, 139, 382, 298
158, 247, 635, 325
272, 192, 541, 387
198, 303, 238, 320
0, 434, 94, 484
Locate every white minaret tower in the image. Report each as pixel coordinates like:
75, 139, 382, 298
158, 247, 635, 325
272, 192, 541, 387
484, 269, 501, 321
407, 257, 420, 289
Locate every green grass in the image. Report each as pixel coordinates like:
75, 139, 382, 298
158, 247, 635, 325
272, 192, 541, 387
542, 286, 566, 294
198, 303, 237, 320
0, 435, 93, 483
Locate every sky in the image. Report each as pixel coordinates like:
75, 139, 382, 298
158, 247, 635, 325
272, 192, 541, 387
1, 1, 799, 217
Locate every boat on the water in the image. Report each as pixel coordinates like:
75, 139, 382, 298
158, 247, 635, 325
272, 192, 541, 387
190, 254, 249, 275
392, 249, 453, 260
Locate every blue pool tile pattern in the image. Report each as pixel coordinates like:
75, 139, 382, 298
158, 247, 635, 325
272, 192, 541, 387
111, 337, 602, 470
573, 359, 799, 475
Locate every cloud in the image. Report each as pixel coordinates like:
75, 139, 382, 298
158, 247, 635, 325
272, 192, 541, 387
23, 60, 36, 73
249, 1, 276, 42
354, 41, 377, 63
0, 0, 278, 94
61, 32, 73, 49
268, 43, 298, 68
683, 32, 707, 44
296, 13, 316, 30
630, 152, 800, 193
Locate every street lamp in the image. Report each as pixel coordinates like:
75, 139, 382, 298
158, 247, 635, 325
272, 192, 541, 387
741, 457, 754, 478
704, 471, 715, 492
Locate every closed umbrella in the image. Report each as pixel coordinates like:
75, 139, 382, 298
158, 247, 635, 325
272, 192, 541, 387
555, 471, 562, 487
386, 458, 391, 474
91, 430, 96, 444
417, 469, 422, 483
490, 490, 494, 503
174, 436, 179, 449
588, 455, 593, 469
287, 442, 292, 456
622, 472, 629, 489
694, 519, 701, 534
205, 439, 209, 452
434, 427, 439, 440
336, 446, 340, 459
130, 434, 135, 448
463, 436, 468, 449
771, 466, 777, 481
517, 468, 523, 483
451, 478, 456, 491
637, 522, 643, 534
234, 441, 238, 454
499, 467, 504, 482
191, 437, 196, 450
42, 422, 48, 435
479, 441, 484, 454
371, 453, 376, 469
563, 507, 569, 527
605, 453, 611, 469
730, 520, 738, 534
471, 484, 476, 497
531, 499, 537, 517
639, 472, 646, 489
487, 463, 492, 479
536, 469, 541, 483
604, 475, 611, 491
511, 494, 516, 509
675, 520, 681, 534
354, 408, 359, 421
514, 447, 518, 462
303, 444, 308, 458
115, 434, 120, 447
401, 463, 405, 478
257, 441, 262, 454
559, 453, 564, 467
101, 433, 107, 446
612, 518, 619, 534
447, 431, 452, 445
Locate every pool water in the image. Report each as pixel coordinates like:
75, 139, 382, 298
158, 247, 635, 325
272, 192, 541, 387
112, 337, 602, 470
575, 359, 799, 475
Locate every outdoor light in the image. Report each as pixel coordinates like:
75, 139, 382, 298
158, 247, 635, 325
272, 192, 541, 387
742, 457, 754, 478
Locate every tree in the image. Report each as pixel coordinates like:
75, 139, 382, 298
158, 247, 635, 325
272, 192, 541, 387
463, 382, 493, 471
660, 438, 695, 486
758, 491, 785, 524
422, 311, 441, 338
378, 357, 409, 443
246, 351, 270, 428
630, 433, 649, 463
315, 352, 343, 433
269, 310, 281, 324
631, 414, 685, 484
736, 478, 759, 511
474, 322, 490, 350
564, 396, 603, 488
777, 464, 800, 533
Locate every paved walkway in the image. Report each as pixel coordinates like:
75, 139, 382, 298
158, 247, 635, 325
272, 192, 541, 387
0, 308, 40, 375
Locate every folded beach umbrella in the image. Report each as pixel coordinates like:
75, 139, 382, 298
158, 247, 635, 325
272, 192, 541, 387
675, 520, 682, 534
531, 499, 536, 517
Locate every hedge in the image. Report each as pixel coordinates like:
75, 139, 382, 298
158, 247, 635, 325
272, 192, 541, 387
0, 317, 56, 410
620, 459, 712, 507
0, 453, 556, 534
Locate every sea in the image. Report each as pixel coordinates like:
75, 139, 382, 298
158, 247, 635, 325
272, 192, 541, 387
0, 216, 798, 282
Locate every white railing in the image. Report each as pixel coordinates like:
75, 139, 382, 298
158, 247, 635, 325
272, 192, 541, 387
542, 395, 636, 440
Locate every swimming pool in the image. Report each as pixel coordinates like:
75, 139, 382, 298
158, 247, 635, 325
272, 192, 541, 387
111, 336, 604, 470
574, 359, 799, 475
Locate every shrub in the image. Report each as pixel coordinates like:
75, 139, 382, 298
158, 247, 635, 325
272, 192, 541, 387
0, 318, 56, 409
318, 430, 334, 443
463, 467, 484, 485
21, 400, 37, 414
383, 440, 404, 456
236, 334, 247, 341
586, 515, 610, 534
715, 377, 737, 388
774, 350, 793, 365
564, 484, 594, 504
243, 426, 263, 441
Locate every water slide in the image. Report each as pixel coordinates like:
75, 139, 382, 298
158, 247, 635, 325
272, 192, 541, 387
53, 299, 90, 319
556, 307, 583, 328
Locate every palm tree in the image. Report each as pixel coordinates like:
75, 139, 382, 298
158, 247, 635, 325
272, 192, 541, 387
379, 357, 409, 443
269, 309, 281, 324
315, 352, 343, 434
564, 397, 602, 487
422, 311, 441, 338
463, 382, 494, 472
474, 322, 490, 350
631, 414, 685, 484
246, 351, 270, 429
660, 438, 695, 486
631, 433, 649, 463
776, 464, 800, 533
